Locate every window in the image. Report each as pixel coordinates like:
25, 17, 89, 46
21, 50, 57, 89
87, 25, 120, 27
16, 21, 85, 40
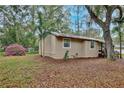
91, 40, 95, 48
63, 38, 71, 48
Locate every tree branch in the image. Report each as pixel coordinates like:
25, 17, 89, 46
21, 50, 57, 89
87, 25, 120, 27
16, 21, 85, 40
105, 6, 113, 28
111, 5, 122, 19
104, 5, 109, 10
85, 5, 104, 28
105, 5, 123, 29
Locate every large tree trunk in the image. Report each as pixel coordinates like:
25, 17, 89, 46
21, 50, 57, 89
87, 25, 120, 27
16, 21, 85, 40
103, 30, 115, 60
85, 5, 123, 60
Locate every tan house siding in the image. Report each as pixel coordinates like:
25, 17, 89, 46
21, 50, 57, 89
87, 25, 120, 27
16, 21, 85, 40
42, 34, 103, 59
53, 37, 85, 59
84, 41, 100, 57
44, 35, 56, 58
44, 35, 52, 56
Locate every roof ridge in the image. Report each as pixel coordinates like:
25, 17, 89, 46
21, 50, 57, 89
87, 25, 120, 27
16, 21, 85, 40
51, 32, 104, 43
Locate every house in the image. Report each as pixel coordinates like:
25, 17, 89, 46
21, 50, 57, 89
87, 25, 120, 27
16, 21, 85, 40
39, 32, 105, 59
114, 45, 124, 49
114, 45, 124, 54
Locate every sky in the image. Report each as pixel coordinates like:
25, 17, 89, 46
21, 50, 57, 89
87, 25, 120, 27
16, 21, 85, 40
67, 5, 121, 38
66, 5, 102, 32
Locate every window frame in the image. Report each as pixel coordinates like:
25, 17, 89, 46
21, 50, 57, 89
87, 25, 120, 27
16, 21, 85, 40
63, 38, 71, 48
90, 40, 95, 49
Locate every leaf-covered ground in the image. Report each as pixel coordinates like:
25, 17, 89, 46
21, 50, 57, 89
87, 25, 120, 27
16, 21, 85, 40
0, 55, 124, 88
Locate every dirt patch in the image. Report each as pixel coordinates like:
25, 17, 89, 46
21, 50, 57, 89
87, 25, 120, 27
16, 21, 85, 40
30, 56, 124, 88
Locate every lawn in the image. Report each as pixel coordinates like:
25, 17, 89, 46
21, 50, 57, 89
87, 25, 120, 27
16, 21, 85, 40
122, 54, 124, 57
0, 54, 42, 87
0, 55, 124, 88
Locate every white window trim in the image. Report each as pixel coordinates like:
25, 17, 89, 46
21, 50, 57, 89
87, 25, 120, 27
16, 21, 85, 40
62, 38, 71, 48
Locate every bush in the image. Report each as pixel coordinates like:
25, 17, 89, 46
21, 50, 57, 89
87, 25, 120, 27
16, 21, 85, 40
26, 48, 38, 54
114, 51, 120, 59
0, 48, 4, 52
5, 44, 26, 56
64, 50, 69, 61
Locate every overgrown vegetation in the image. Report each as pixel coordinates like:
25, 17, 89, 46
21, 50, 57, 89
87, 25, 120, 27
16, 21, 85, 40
64, 50, 69, 61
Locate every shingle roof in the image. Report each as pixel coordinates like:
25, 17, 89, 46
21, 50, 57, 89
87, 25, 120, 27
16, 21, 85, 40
51, 32, 104, 43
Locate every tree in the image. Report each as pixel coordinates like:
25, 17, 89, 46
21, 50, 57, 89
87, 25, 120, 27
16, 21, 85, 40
0, 5, 71, 55
72, 6, 84, 35
112, 17, 124, 58
54, 6, 71, 34
85, 5, 123, 60
36, 6, 68, 56
0, 6, 37, 48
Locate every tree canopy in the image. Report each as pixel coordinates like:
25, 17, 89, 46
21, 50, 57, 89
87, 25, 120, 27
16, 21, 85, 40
0, 5, 124, 59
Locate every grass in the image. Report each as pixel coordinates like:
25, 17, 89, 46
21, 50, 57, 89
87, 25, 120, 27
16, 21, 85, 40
0, 55, 40, 87
122, 54, 124, 57
0, 52, 4, 57
115, 47, 124, 50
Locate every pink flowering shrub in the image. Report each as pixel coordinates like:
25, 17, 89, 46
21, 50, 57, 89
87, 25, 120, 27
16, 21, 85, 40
5, 44, 26, 56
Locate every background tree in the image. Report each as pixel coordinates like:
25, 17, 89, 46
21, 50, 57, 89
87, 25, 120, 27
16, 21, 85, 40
0, 6, 37, 49
36, 6, 71, 56
112, 16, 124, 58
85, 5, 123, 60
71, 6, 85, 35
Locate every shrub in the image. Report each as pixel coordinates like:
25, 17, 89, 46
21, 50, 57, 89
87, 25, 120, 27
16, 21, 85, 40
64, 50, 69, 61
0, 48, 4, 52
114, 51, 120, 59
5, 44, 26, 56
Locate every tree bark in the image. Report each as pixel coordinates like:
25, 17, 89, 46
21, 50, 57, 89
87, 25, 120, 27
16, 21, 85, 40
103, 30, 114, 60
77, 6, 80, 33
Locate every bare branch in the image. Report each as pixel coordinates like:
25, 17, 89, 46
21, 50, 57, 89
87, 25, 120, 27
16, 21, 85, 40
85, 5, 104, 28
111, 5, 122, 19
104, 5, 109, 10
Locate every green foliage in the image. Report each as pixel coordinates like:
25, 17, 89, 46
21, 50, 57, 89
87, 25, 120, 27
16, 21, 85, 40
27, 48, 38, 54
36, 6, 68, 39
27, 51, 38, 54
0, 6, 72, 49
113, 51, 120, 59
0, 52, 4, 57
64, 50, 69, 61
0, 48, 4, 52
0, 6, 38, 49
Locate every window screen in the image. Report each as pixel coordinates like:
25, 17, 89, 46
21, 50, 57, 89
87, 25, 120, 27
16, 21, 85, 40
91, 40, 95, 48
63, 38, 71, 48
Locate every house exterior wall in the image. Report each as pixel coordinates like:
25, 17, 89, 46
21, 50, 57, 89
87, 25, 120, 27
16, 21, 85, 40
54, 37, 85, 59
83, 41, 101, 57
43, 35, 56, 58
43, 35, 102, 59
